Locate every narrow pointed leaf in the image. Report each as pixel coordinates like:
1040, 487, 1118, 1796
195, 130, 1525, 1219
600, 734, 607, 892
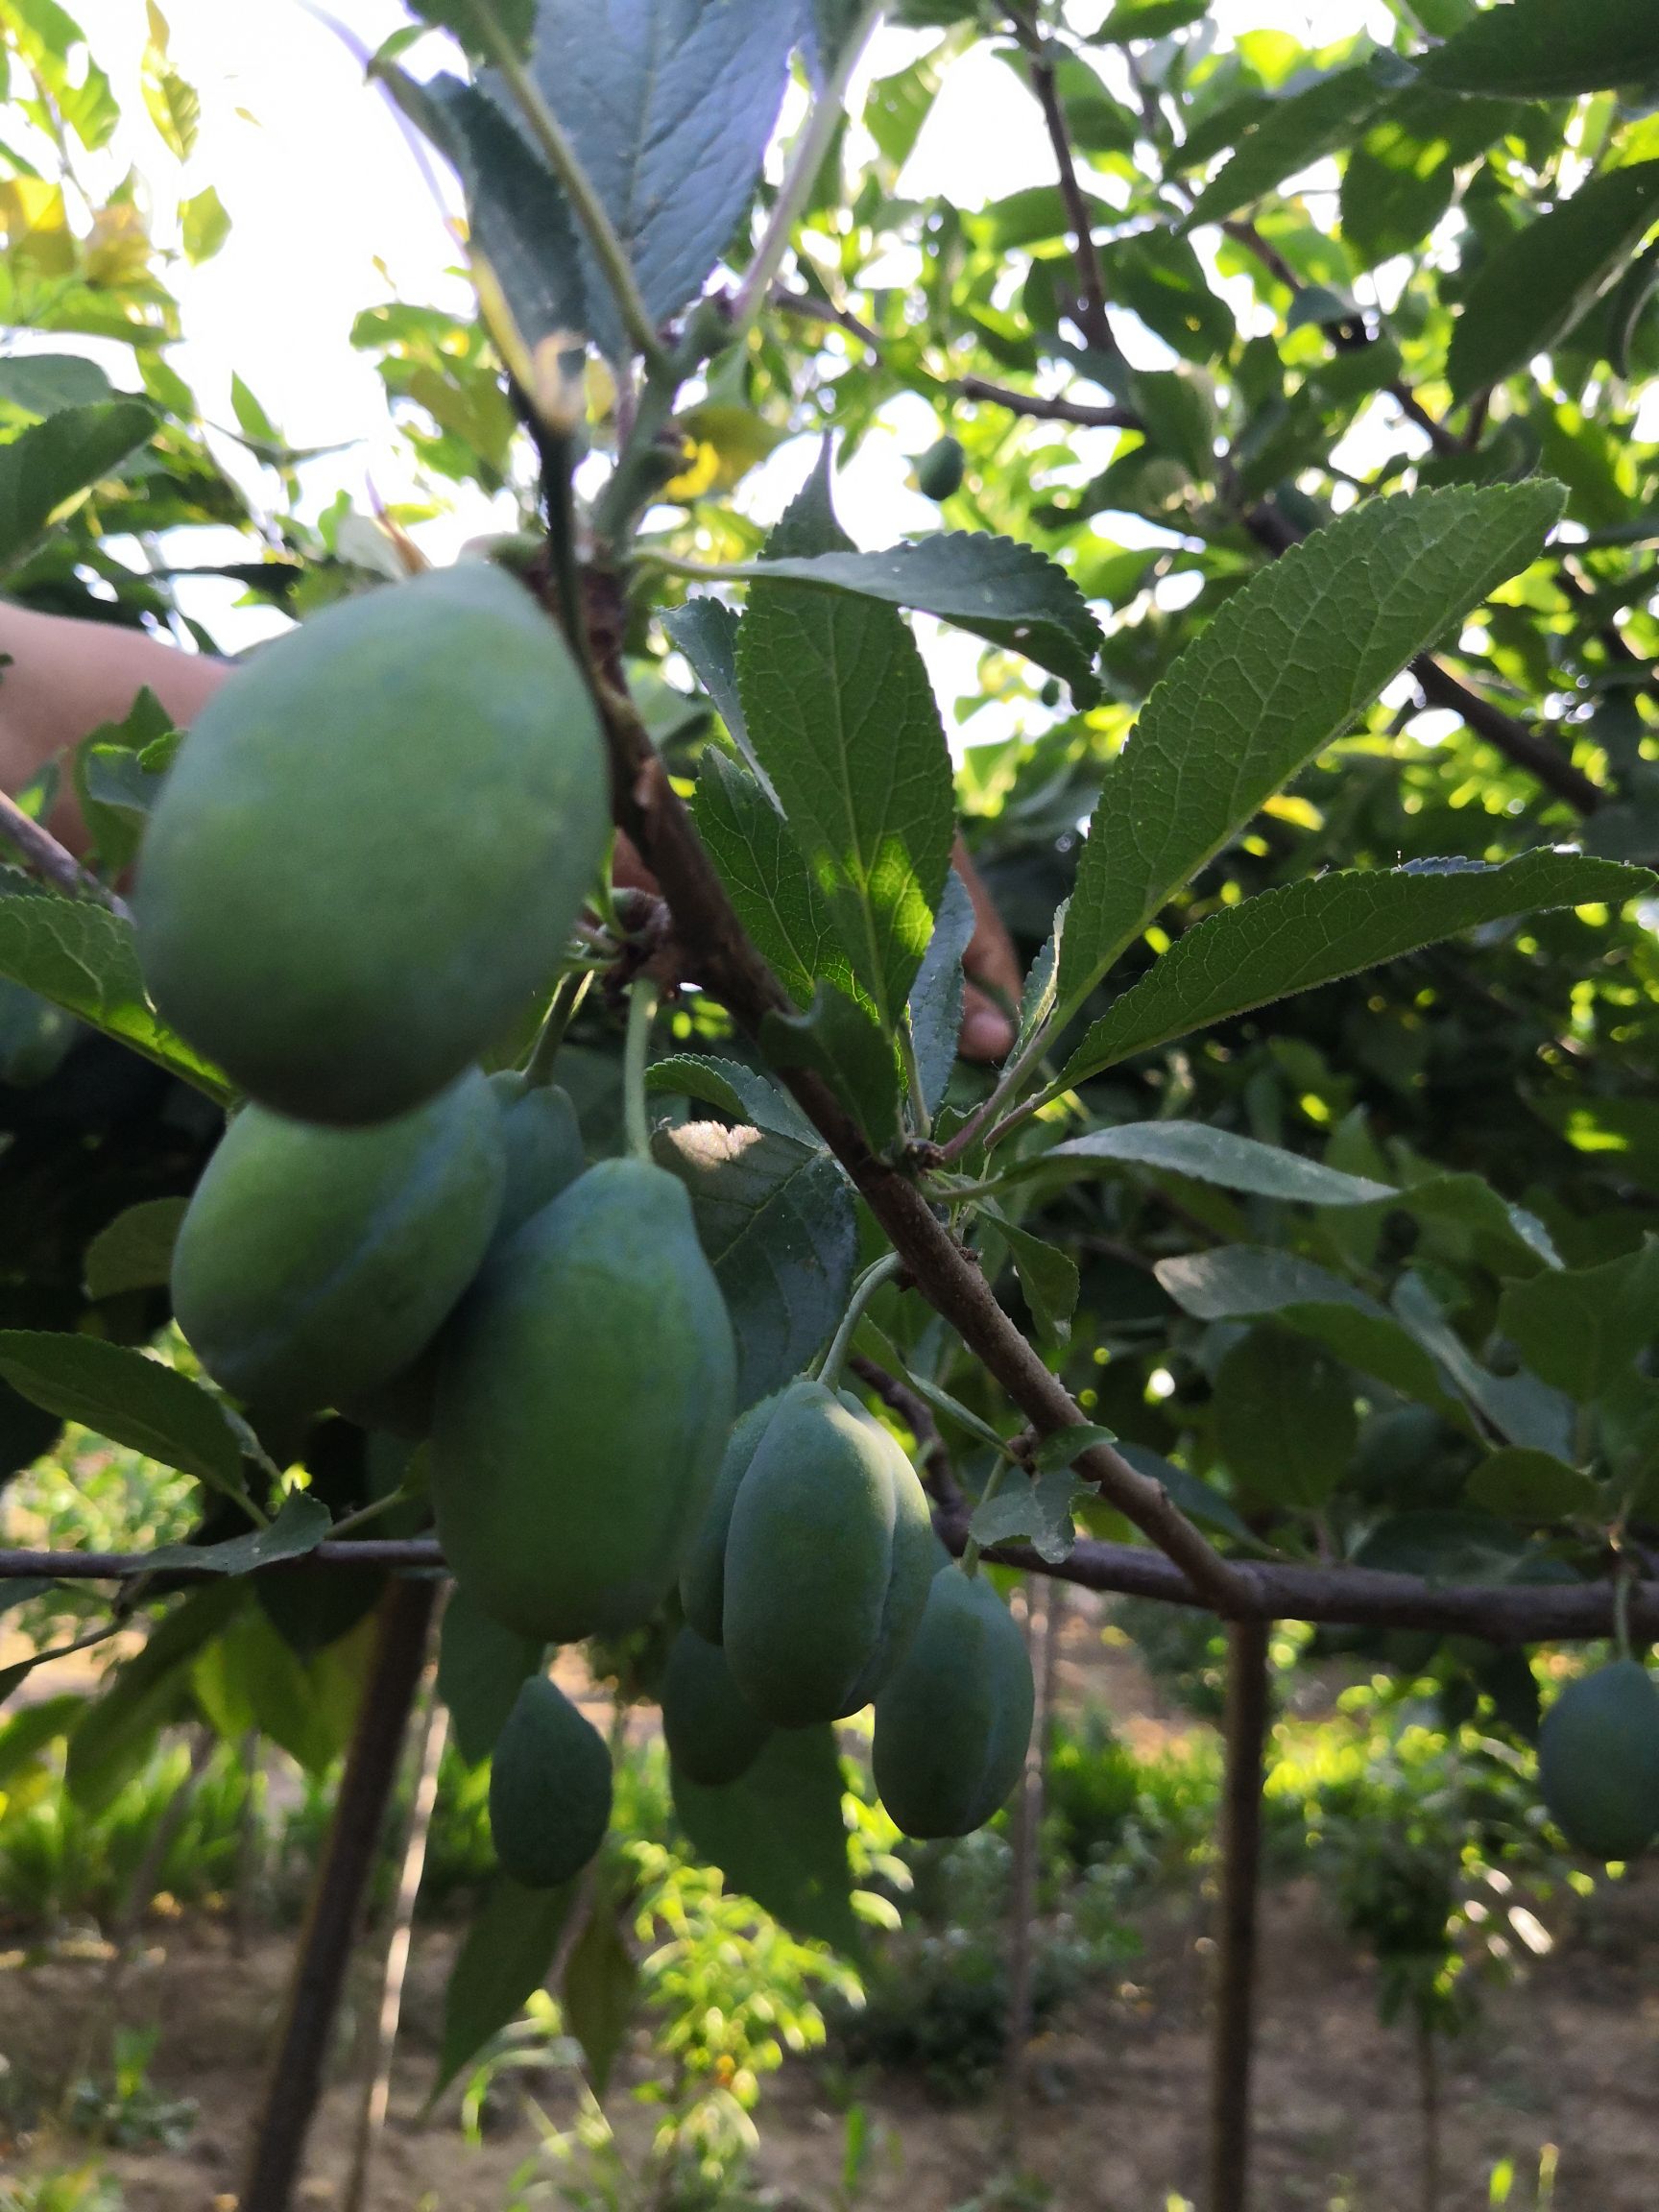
1056, 485, 1567, 1018
672, 1724, 858, 1952
142, 1493, 331, 1577
1498, 1241, 1659, 1402
435, 1875, 576, 2099
908, 869, 976, 1117
524, 0, 799, 357
1037, 1122, 1395, 1206
692, 751, 850, 1010
0, 1332, 248, 1495
1421, 0, 1659, 97
1060, 851, 1649, 1085
1448, 162, 1659, 399
730, 535, 1104, 705
0, 876, 231, 1099
0, 400, 156, 572
646, 1053, 820, 1144
737, 583, 953, 1029
1185, 66, 1386, 229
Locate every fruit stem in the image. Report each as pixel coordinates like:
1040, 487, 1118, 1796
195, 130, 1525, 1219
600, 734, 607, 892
624, 977, 661, 1163
1615, 1556, 1635, 1661
817, 1253, 905, 1393
525, 971, 594, 1090
959, 1455, 1015, 1580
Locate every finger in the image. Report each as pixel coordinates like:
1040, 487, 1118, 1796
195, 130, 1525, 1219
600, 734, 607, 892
960, 982, 1015, 1063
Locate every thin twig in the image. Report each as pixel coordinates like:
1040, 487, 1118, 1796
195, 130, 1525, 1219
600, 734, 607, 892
958, 373, 1138, 429
1009, 6, 1122, 362
0, 788, 132, 917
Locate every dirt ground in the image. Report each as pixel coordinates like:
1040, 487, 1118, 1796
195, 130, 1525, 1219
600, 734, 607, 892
5, 1610, 1657, 2211
4, 1869, 1659, 2212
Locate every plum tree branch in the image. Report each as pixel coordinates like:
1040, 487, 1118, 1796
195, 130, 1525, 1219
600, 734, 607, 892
0, 787, 132, 917
578, 565, 1251, 1615
1008, 6, 1124, 366
7, 1532, 1657, 1643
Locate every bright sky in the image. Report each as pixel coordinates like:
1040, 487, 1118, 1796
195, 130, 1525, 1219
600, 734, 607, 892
53, 0, 1392, 691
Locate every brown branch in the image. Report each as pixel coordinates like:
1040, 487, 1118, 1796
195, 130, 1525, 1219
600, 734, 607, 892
850, 1353, 965, 1513
585, 565, 1249, 1615
957, 373, 1138, 430
1207, 1617, 1271, 2212
8, 1527, 1659, 1641
1008, 9, 1122, 363
0, 788, 132, 918
935, 1516, 1659, 1646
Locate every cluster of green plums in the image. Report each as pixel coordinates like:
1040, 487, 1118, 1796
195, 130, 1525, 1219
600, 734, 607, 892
133, 561, 1035, 1898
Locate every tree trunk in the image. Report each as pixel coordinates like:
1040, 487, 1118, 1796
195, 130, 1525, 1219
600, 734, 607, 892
343, 1674, 447, 2212
239, 1575, 438, 2212
1415, 2011, 1442, 2212
1206, 1616, 1272, 2212
1001, 1577, 1064, 2152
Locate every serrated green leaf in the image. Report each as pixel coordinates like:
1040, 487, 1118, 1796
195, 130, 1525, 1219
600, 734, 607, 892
1498, 1240, 1659, 1402
420, 74, 589, 352
1214, 1325, 1357, 1510
1058, 851, 1648, 1088
0, 876, 231, 1099
435, 1874, 576, 2099
971, 1466, 1085, 1563
654, 1116, 857, 1413
737, 577, 954, 1030
672, 1725, 858, 1953
1449, 162, 1659, 398
760, 981, 905, 1145
1032, 1423, 1118, 1473
983, 1209, 1078, 1345
1421, 0, 1659, 97
1402, 1174, 1560, 1278
0, 1332, 247, 1495
1035, 1121, 1395, 1205
1466, 1447, 1598, 1522
84, 1196, 187, 1301
732, 534, 1104, 707
1094, 0, 1210, 41
693, 751, 850, 1012
521, 0, 798, 359
142, 1492, 330, 1577
646, 1053, 820, 1144
1186, 66, 1386, 229
0, 400, 156, 573
439, 1587, 545, 1769
661, 598, 755, 769
908, 869, 975, 1118
1055, 486, 1566, 1020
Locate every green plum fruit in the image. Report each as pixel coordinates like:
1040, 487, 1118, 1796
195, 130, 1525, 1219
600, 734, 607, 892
721, 1379, 935, 1727
874, 1569, 1033, 1839
661, 1625, 772, 1786
136, 563, 609, 1125
432, 1157, 736, 1643
489, 1674, 613, 1887
172, 1067, 503, 1416
1538, 1659, 1659, 1861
